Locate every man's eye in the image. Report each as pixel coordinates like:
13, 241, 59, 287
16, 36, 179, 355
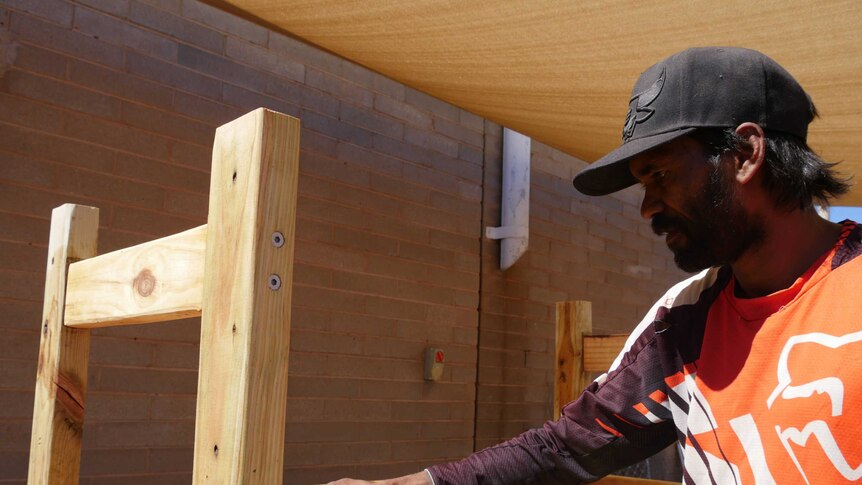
653, 170, 667, 181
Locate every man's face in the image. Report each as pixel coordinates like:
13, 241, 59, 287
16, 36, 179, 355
630, 136, 764, 272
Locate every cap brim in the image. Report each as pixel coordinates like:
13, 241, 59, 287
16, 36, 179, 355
572, 128, 697, 196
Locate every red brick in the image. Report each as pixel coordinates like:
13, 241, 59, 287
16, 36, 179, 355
328, 312, 398, 338
178, 43, 266, 93
93, 421, 194, 448
128, 1, 224, 53
369, 71, 406, 100
404, 89, 459, 122
4, 70, 120, 119
291, 330, 363, 356
283, 441, 323, 466
90, 337, 154, 366
10, 11, 124, 68
0, 420, 35, 451
61, 163, 166, 208
301, 154, 372, 190
172, 91, 238, 124
119, 153, 210, 192
0, 268, 43, 302
81, 449, 147, 476
74, 6, 177, 60
404, 126, 459, 158
77, 0, 130, 16
225, 36, 303, 82
97, 317, 201, 344
181, 1, 268, 45
459, 110, 484, 133
266, 75, 340, 117
0, 390, 33, 418
110, 205, 199, 236
0, 152, 55, 188
86, 392, 150, 421
150, 395, 196, 420
119, 101, 214, 146
331, 270, 398, 296
266, 28, 319, 59
433, 116, 483, 148
95, 367, 197, 394
306, 69, 374, 110
5, 0, 73, 27
11, 42, 67, 78
288, 375, 361, 399
365, 173, 429, 206
169, 139, 211, 171
67, 59, 170, 109
152, 341, 198, 369
162, 190, 207, 219
146, 447, 193, 473
373, 94, 432, 130
126, 51, 221, 100
459, 143, 484, 165
221, 83, 298, 117
0, 450, 28, 478
302, 109, 373, 149
0, 298, 42, 330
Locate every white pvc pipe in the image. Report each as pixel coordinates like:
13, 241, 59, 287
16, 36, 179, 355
485, 128, 530, 270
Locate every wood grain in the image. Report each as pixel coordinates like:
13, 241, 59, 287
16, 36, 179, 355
64, 224, 206, 328
28, 204, 99, 485
554, 300, 591, 419
192, 108, 300, 484
583, 334, 629, 373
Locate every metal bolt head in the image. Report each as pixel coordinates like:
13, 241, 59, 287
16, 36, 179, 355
268, 274, 282, 290
271, 231, 285, 248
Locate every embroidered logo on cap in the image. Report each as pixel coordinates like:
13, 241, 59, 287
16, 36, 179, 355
622, 67, 666, 142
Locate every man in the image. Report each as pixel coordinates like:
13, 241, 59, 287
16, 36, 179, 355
332, 47, 860, 484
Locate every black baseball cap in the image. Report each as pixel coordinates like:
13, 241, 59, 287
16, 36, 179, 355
572, 47, 815, 196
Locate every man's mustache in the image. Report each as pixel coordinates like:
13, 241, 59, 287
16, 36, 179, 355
651, 213, 688, 236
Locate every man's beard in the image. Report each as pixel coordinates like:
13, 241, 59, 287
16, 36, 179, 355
651, 163, 765, 273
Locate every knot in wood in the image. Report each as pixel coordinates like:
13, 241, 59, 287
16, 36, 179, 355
134, 268, 156, 297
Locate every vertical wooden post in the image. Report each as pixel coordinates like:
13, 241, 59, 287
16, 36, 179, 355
28, 204, 99, 484
554, 300, 591, 419
193, 108, 300, 483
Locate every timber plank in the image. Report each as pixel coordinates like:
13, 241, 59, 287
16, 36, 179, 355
193, 108, 300, 483
64, 224, 206, 328
554, 300, 591, 418
28, 204, 99, 485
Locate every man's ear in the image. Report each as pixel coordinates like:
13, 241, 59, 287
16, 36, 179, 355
734, 122, 766, 185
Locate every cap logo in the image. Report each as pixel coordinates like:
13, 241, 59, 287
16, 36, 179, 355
622, 67, 666, 142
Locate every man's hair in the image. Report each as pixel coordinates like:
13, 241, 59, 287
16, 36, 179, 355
691, 126, 851, 211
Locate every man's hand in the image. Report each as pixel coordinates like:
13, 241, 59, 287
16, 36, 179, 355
326, 471, 432, 485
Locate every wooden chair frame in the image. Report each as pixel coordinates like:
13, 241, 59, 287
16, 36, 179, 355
27, 108, 300, 484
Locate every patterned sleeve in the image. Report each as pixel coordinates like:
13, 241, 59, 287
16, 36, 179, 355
426, 268, 722, 484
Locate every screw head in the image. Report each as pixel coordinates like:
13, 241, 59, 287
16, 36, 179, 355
271, 231, 285, 248
268, 274, 282, 290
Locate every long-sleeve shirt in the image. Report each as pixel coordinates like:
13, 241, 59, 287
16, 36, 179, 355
428, 221, 862, 484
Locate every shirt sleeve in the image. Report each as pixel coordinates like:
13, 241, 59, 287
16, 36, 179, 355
426, 318, 677, 485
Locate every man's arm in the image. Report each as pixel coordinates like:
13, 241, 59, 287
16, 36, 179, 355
327, 471, 432, 485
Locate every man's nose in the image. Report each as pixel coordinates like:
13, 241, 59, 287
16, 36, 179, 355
640, 188, 664, 220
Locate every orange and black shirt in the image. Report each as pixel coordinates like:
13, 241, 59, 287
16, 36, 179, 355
429, 220, 862, 484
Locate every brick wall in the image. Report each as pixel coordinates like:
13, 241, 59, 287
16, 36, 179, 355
474, 127, 686, 451
0, 1, 683, 483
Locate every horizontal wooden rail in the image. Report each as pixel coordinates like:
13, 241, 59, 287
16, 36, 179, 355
64, 224, 206, 328
583, 334, 629, 373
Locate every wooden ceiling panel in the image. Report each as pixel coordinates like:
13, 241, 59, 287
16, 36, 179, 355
212, 0, 862, 205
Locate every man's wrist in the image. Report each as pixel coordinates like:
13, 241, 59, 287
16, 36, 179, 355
385, 471, 433, 485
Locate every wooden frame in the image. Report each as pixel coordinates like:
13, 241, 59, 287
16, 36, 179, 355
555, 301, 679, 485
27, 108, 300, 484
